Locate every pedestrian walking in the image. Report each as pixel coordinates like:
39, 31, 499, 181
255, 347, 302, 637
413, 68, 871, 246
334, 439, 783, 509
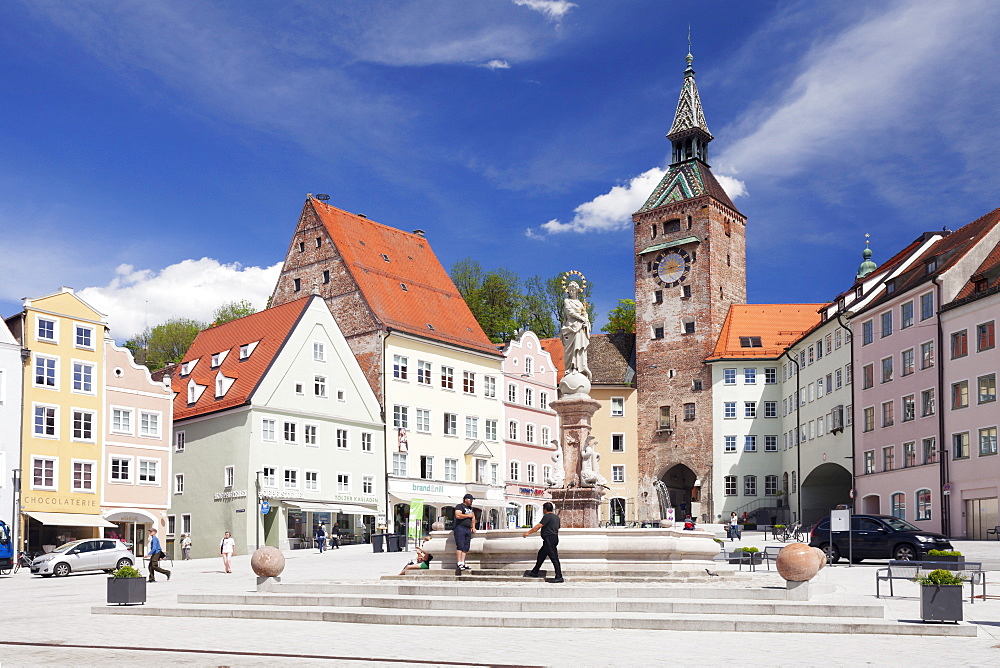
453, 493, 476, 571
522, 502, 563, 583
331, 523, 341, 549
729, 512, 741, 541
315, 523, 327, 553
181, 533, 192, 560
146, 528, 171, 582
220, 531, 236, 573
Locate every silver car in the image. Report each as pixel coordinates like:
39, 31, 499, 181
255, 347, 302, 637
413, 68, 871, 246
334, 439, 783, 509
31, 539, 136, 577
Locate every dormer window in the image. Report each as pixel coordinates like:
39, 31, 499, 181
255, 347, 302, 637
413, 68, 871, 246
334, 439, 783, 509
975, 277, 988, 293
211, 351, 229, 367
181, 360, 198, 376
926, 258, 938, 273
886, 281, 895, 294
739, 336, 762, 348
239, 341, 259, 360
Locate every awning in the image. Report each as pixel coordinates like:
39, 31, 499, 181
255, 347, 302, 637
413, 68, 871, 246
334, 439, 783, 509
637, 235, 700, 255
328, 503, 377, 515
24, 511, 116, 528
474, 499, 514, 509
390, 491, 459, 506
285, 502, 377, 514
285, 502, 338, 513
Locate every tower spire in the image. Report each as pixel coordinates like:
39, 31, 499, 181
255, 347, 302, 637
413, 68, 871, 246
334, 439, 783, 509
668, 40, 712, 163
856, 234, 878, 280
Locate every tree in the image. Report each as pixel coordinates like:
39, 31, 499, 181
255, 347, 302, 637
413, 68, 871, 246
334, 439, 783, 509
213, 299, 257, 326
521, 275, 556, 339
602, 299, 635, 334
125, 317, 204, 370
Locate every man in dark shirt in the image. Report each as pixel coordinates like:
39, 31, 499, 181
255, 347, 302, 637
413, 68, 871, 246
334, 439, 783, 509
522, 502, 563, 583
454, 494, 476, 571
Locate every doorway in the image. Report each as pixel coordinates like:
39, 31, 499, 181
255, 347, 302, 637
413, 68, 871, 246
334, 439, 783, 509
662, 464, 696, 519
965, 498, 999, 540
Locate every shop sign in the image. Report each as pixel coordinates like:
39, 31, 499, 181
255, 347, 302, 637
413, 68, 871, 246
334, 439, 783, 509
518, 487, 547, 497
410, 482, 445, 494
261, 490, 298, 500
214, 490, 248, 501
22, 495, 98, 509
332, 494, 378, 504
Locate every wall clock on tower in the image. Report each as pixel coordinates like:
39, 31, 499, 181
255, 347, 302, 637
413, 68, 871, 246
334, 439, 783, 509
652, 248, 691, 288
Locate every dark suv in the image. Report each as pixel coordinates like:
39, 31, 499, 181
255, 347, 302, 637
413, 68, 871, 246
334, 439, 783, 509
809, 514, 952, 563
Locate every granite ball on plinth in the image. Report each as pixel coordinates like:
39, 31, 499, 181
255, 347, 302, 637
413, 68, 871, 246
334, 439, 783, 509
431, 521, 445, 531
811, 546, 827, 571
251, 546, 285, 577
559, 371, 591, 397
775, 543, 820, 582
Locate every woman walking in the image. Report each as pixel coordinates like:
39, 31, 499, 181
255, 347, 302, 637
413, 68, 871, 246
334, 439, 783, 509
220, 531, 236, 573
181, 533, 192, 560
729, 512, 741, 541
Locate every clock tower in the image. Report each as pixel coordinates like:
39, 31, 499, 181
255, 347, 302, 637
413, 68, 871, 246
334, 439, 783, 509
633, 49, 746, 521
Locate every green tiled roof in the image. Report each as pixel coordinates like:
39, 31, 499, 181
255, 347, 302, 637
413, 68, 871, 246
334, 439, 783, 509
637, 236, 700, 255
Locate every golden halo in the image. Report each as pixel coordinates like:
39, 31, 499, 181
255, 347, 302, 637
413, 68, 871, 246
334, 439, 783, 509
560, 271, 588, 307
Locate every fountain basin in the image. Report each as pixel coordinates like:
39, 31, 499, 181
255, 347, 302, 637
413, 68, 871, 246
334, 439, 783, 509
421, 527, 718, 572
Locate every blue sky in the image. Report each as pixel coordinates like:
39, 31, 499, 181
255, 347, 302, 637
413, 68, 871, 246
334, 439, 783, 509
2, 0, 999, 339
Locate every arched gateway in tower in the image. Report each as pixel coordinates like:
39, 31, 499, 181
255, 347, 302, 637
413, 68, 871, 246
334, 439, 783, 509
633, 49, 747, 522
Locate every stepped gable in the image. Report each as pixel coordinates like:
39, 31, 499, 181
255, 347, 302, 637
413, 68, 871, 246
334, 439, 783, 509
707, 304, 825, 361
172, 297, 311, 421
951, 239, 1000, 304
310, 198, 499, 357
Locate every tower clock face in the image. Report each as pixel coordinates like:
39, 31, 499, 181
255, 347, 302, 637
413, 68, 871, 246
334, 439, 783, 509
653, 249, 691, 287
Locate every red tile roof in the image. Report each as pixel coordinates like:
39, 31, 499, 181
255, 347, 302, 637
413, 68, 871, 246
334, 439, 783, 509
707, 304, 825, 360
172, 297, 311, 421
539, 337, 564, 379
951, 239, 1000, 303
310, 198, 501, 357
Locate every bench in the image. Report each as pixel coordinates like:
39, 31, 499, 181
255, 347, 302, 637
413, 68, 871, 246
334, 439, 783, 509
761, 546, 782, 570
987, 526, 1000, 540
876, 560, 986, 603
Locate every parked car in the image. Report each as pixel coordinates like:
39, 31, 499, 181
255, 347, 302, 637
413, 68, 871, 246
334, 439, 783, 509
809, 514, 952, 563
30, 539, 135, 577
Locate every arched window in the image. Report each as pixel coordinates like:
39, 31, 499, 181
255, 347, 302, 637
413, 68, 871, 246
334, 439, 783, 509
891, 492, 906, 520
508, 421, 518, 441
791, 470, 797, 492
509, 460, 520, 481
610, 498, 626, 525
524, 504, 536, 527
916, 489, 932, 520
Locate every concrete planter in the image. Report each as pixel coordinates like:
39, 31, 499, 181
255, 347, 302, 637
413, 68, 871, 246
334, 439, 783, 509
107, 576, 146, 605
920, 584, 963, 622
927, 555, 964, 564
728, 551, 762, 565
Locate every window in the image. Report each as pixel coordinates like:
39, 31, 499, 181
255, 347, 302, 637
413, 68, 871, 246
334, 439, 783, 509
175, 473, 186, 495
181, 514, 191, 534
953, 432, 970, 459
466, 416, 479, 439
67, 460, 93, 492
313, 342, 325, 362
920, 341, 934, 369
881, 311, 893, 338
293, 278, 301, 292
175, 430, 186, 452
923, 437, 937, 464
764, 475, 778, 496
463, 371, 475, 394
140, 411, 160, 437
723, 402, 736, 419
37, 317, 56, 342
336, 428, 348, 449
951, 381, 969, 410
901, 301, 914, 329
392, 453, 407, 477
683, 403, 696, 421
540, 391, 548, 409
763, 401, 777, 418
415, 408, 430, 433
744, 475, 757, 496
724, 476, 737, 496
659, 406, 671, 429
314, 375, 327, 398
443, 413, 457, 436
978, 373, 996, 404
903, 441, 916, 467
541, 426, 550, 444
612, 434, 624, 452
653, 327, 664, 339
744, 402, 756, 418
441, 366, 454, 390
485, 419, 498, 441
109, 456, 132, 483
484, 375, 497, 398
262, 419, 276, 442
167, 516, 176, 535
977, 321, 995, 351
507, 383, 518, 403
835, 369, 843, 389
526, 463, 537, 483
362, 475, 374, 494
305, 471, 319, 491
71, 361, 94, 393
31, 404, 56, 438
263, 467, 276, 487
337, 389, 346, 402
417, 360, 432, 385
72, 410, 94, 441
284, 421, 297, 444
764, 368, 777, 384
891, 492, 905, 520
420, 455, 434, 479
863, 451, 875, 474
881, 357, 893, 383
224, 465, 234, 487
611, 397, 624, 417
744, 435, 757, 452
508, 420, 518, 441
361, 432, 373, 452
895, 350, 913, 379
524, 387, 533, 407
723, 368, 736, 385
284, 469, 299, 489
846, 363, 853, 385
32, 457, 56, 490
920, 292, 934, 320
921, 389, 935, 417
304, 424, 318, 446
525, 423, 535, 443
862, 364, 874, 389
883, 446, 895, 471
393, 405, 408, 429
980, 427, 998, 456
444, 458, 458, 482
135, 459, 158, 485
765, 435, 778, 452
743, 368, 756, 385
683, 320, 695, 334
916, 489, 932, 521
510, 461, 520, 481
524, 357, 533, 374
881, 400, 894, 427
862, 320, 874, 345
724, 436, 736, 452
951, 330, 968, 358
902, 394, 915, 422
863, 406, 875, 432
294, 382, 303, 395
110, 408, 132, 434
35, 355, 57, 389
612, 466, 625, 483
393, 355, 408, 380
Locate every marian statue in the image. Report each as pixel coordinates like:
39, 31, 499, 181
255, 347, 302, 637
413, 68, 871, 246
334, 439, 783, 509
560, 275, 591, 380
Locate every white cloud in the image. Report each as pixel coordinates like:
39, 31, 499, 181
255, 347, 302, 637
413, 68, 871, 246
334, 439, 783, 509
76, 258, 282, 340
513, 0, 577, 22
481, 59, 512, 70
715, 174, 748, 200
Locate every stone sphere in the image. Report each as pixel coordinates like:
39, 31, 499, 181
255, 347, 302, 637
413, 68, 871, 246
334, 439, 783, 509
658, 518, 674, 528
559, 371, 591, 397
775, 542, 820, 582
250, 546, 285, 577
431, 521, 445, 531
812, 546, 827, 571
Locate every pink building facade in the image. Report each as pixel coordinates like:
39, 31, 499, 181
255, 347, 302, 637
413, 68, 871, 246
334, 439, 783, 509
501, 330, 559, 528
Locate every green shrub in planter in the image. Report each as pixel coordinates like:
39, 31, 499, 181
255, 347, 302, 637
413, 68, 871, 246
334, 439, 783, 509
740, 547, 760, 554
107, 564, 146, 606
926, 549, 964, 563
915, 569, 966, 623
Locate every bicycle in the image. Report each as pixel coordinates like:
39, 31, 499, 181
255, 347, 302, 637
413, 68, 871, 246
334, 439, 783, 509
780, 523, 806, 543
12, 551, 34, 574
